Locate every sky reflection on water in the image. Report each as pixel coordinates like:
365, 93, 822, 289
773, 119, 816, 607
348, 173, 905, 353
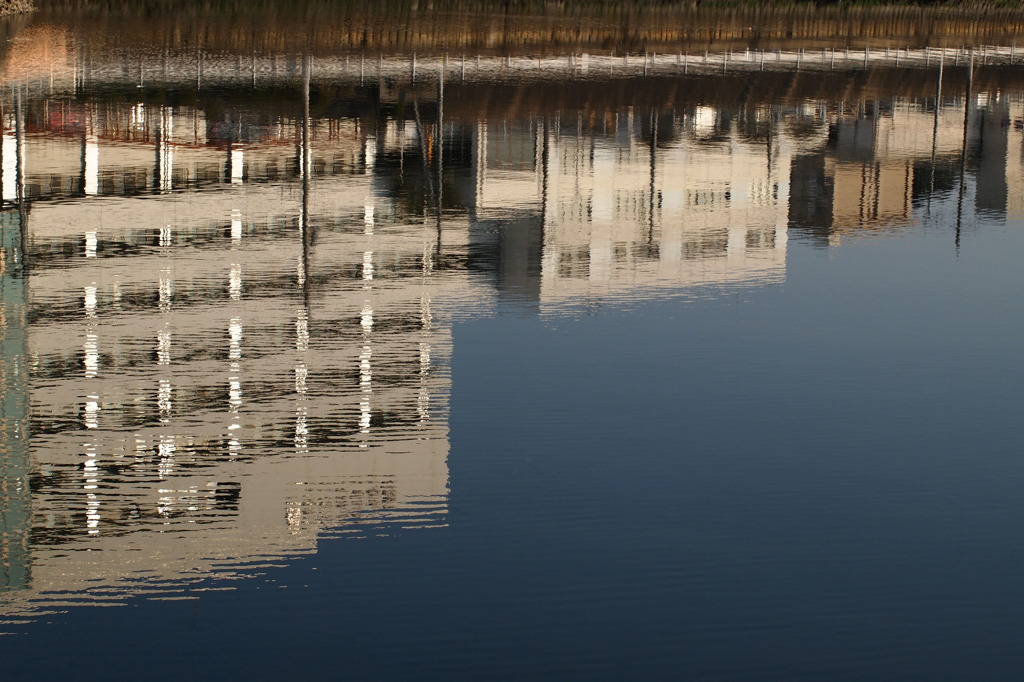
1, 9, 1023, 680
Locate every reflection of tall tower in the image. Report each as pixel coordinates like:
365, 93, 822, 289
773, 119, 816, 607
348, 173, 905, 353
467, 118, 545, 302
974, 95, 1010, 218
787, 151, 832, 241
0, 206, 31, 592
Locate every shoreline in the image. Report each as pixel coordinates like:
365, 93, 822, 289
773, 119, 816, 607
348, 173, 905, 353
20, 2, 1024, 56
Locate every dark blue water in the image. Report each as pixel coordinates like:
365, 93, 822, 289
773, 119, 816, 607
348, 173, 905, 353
4, 225, 1022, 680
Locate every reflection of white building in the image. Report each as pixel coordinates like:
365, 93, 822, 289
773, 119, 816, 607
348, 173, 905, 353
14, 75, 1024, 625
1006, 99, 1024, 219
828, 102, 966, 233
0, 93, 801, 623
789, 95, 1024, 243
0, 103, 477, 624
472, 109, 791, 312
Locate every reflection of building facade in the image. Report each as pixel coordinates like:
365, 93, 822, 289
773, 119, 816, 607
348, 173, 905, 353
4, 44, 1024, 625
0, 83, 799, 623
536, 108, 790, 310
467, 107, 791, 311
789, 92, 1024, 244
0, 94, 472, 622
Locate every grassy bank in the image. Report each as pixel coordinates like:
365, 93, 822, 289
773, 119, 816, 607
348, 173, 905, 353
24, 1, 1024, 55
31, 1, 1024, 12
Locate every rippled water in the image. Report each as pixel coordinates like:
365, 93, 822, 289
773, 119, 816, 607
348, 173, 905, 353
1, 4, 1023, 679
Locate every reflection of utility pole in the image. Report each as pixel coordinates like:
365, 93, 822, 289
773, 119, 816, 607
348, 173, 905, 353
435, 62, 444, 254
196, 48, 203, 91
648, 108, 657, 247
300, 53, 312, 306
956, 49, 973, 255
153, 106, 162, 192
538, 115, 551, 287
412, 96, 434, 216
928, 52, 944, 215
540, 116, 550, 229
80, 124, 88, 198
15, 87, 26, 267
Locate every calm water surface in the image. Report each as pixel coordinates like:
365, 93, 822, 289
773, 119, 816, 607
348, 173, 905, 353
0, 4, 1023, 680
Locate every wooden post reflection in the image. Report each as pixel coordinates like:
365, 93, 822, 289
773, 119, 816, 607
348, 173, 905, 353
300, 53, 312, 304
928, 53, 944, 213
15, 86, 26, 270
436, 60, 444, 255
956, 48, 973, 254
648, 108, 657, 247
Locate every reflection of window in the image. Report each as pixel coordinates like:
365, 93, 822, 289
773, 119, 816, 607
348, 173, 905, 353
683, 234, 730, 259
686, 189, 730, 206
486, 123, 537, 171
558, 247, 589, 279
746, 228, 776, 249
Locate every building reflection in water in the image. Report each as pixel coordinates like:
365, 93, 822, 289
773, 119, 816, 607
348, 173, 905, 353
2, 34, 1024, 626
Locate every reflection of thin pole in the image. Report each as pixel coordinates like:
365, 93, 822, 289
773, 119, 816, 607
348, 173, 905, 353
956, 49, 973, 254
436, 62, 444, 254
928, 53, 943, 214
153, 106, 160, 191
15, 86, 27, 271
225, 141, 233, 184
649, 108, 657, 246
412, 96, 434, 211
80, 114, 88, 197
301, 53, 312, 304
540, 116, 550, 263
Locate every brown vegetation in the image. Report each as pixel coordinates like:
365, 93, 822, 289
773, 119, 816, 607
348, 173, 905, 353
28, 2, 1024, 56
0, 0, 34, 15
